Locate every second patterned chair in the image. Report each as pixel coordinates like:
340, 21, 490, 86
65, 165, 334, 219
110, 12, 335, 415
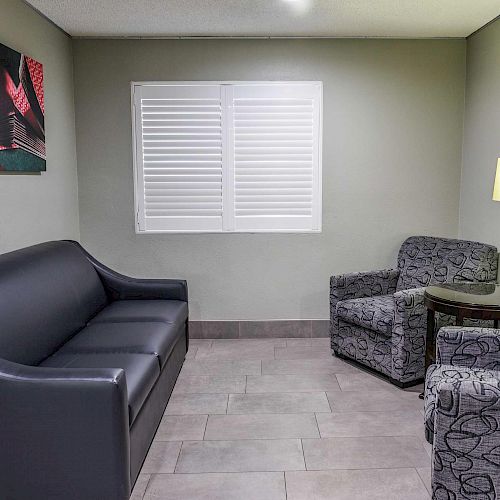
424, 326, 500, 499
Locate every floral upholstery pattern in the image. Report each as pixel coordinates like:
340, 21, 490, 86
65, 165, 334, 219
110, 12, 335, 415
330, 269, 399, 303
424, 327, 500, 500
437, 326, 500, 371
336, 295, 393, 336
424, 362, 499, 441
396, 236, 498, 290
330, 236, 498, 385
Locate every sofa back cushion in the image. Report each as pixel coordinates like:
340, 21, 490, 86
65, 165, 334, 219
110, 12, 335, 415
0, 241, 108, 365
396, 236, 498, 291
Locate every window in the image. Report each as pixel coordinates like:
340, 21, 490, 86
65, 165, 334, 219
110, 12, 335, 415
132, 81, 322, 233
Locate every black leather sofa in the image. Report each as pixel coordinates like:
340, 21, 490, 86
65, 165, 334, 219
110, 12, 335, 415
0, 241, 188, 500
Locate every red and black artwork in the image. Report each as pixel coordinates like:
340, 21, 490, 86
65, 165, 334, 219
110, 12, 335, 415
0, 42, 45, 172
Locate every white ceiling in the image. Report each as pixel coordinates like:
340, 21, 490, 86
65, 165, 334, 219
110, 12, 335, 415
26, 0, 500, 38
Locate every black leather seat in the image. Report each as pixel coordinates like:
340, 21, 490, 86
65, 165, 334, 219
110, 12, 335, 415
57, 322, 183, 369
0, 241, 188, 500
40, 352, 160, 424
90, 299, 188, 327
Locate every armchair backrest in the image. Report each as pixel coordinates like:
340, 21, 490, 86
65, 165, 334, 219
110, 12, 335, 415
396, 236, 498, 291
0, 241, 108, 365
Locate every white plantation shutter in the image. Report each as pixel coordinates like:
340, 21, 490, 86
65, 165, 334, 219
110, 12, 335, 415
133, 84, 224, 232
132, 82, 322, 233
230, 83, 322, 231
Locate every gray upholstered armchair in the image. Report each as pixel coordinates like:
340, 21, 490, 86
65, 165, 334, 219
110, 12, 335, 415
424, 327, 500, 499
330, 236, 498, 387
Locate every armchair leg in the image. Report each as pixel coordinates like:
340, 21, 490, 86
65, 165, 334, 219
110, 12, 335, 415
332, 350, 423, 389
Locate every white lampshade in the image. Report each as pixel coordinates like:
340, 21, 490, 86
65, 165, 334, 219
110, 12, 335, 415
493, 159, 500, 201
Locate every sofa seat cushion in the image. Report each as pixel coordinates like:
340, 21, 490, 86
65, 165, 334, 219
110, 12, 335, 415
40, 352, 160, 424
424, 363, 500, 444
56, 322, 183, 370
336, 295, 394, 336
90, 300, 188, 327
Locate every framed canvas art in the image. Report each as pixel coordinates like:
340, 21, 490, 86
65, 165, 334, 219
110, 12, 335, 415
0, 42, 45, 173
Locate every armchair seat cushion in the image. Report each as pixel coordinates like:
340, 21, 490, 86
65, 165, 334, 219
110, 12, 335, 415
336, 295, 394, 336
90, 300, 188, 327
40, 352, 160, 425
56, 322, 183, 370
424, 363, 500, 444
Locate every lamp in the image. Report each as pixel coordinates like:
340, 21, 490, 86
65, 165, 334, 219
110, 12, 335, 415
493, 159, 500, 201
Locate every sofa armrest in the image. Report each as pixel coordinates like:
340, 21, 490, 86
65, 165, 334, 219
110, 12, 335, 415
432, 378, 500, 499
391, 287, 427, 382
0, 358, 130, 500
436, 326, 500, 370
330, 268, 399, 306
68, 241, 188, 302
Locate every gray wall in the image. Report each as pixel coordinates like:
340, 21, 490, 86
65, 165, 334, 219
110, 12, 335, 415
0, 0, 80, 253
459, 18, 500, 250
73, 39, 466, 320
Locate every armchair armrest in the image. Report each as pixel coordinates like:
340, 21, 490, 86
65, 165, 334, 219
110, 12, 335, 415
436, 326, 500, 370
330, 268, 399, 306
392, 287, 427, 382
0, 358, 130, 500
68, 241, 188, 302
432, 378, 500, 499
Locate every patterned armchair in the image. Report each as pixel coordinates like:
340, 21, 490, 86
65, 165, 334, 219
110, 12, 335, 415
330, 236, 498, 386
424, 327, 500, 500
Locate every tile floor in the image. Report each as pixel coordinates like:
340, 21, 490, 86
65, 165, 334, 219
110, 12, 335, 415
132, 338, 432, 500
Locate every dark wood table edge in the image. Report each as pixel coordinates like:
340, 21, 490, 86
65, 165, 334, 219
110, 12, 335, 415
420, 290, 500, 399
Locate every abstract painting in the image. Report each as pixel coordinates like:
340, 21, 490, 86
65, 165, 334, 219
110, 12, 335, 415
0, 42, 45, 173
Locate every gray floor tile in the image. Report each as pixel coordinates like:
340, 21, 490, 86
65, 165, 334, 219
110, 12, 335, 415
285, 338, 313, 347
195, 342, 276, 360
302, 436, 430, 470
239, 320, 311, 338
155, 415, 208, 441
176, 439, 305, 473
310, 338, 331, 346
181, 359, 261, 376
205, 413, 319, 440
416, 467, 432, 495
173, 375, 246, 394
316, 410, 424, 437
335, 372, 394, 391
274, 346, 332, 360
327, 390, 423, 412
262, 358, 357, 375
137, 338, 435, 498
143, 472, 286, 500
246, 374, 341, 393
130, 474, 150, 500
422, 439, 433, 459
165, 393, 228, 415
285, 469, 430, 500
141, 442, 182, 473
184, 347, 197, 360
228, 392, 331, 414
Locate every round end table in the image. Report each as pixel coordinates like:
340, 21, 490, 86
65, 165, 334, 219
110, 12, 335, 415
419, 282, 500, 399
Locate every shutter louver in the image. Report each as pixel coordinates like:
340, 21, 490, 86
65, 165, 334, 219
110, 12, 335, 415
134, 85, 224, 232
231, 84, 322, 231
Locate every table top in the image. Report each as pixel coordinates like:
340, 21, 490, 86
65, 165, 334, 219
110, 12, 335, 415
424, 283, 500, 309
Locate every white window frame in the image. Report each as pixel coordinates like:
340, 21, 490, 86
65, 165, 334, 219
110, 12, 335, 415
131, 81, 322, 234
